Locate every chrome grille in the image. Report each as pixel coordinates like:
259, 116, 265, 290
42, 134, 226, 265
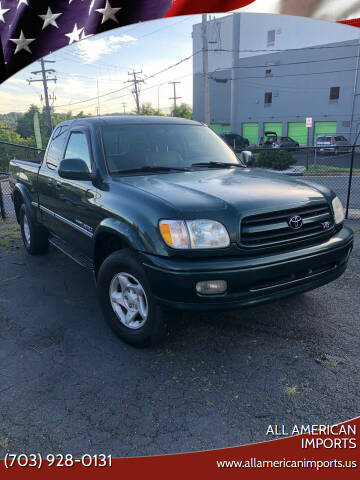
241, 203, 334, 247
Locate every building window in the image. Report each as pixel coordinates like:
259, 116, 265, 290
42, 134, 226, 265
265, 69, 272, 77
264, 92, 272, 105
267, 30, 275, 46
330, 86, 340, 101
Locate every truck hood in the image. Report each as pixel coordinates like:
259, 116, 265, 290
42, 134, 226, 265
117, 168, 327, 216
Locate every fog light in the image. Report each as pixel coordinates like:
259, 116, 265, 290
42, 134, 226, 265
196, 280, 227, 295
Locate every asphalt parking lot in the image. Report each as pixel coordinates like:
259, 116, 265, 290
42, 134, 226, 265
0, 220, 359, 457
292, 149, 360, 169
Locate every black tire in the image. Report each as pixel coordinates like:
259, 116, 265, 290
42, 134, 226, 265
19, 204, 49, 255
97, 249, 173, 347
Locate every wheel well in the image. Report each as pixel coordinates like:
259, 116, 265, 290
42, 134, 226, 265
13, 190, 24, 222
94, 231, 130, 274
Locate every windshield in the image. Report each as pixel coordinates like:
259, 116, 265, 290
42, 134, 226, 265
101, 124, 240, 174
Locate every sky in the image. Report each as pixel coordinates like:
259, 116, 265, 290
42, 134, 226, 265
0, 8, 358, 117
0, 14, 213, 116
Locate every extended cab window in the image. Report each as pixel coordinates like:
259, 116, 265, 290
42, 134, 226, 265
46, 127, 68, 170
64, 132, 92, 170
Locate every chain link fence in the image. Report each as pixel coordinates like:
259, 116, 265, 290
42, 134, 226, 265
0, 172, 14, 219
0, 141, 45, 220
0, 139, 359, 221
246, 130, 360, 219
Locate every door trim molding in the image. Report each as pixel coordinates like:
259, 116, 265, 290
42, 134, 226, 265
39, 205, 93, 238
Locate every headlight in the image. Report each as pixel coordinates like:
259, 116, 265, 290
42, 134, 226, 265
332, 196, 344, 224
159, 219, 230, 249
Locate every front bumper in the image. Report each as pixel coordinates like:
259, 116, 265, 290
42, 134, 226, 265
140, 226, 353, 311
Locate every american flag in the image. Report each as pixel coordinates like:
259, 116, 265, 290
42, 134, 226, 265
0, 0, 174, 83
2, 0, 358, 84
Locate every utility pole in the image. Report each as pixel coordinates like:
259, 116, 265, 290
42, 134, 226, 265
230, 13, 241, 133
168, 81, 181, 114
121, 102, 127, 114
27, 58, 56, 132
350, 36, 360, 143
127, 70, 144, 115
202, 14, 210, 125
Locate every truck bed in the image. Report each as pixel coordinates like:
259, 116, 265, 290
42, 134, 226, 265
9, 158, 42, 201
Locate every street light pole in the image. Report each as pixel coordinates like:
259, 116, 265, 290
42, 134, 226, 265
350, 35, 360, 143
202, 14, 210, 125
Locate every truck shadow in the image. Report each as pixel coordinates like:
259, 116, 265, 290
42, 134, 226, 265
1, 245, 357, 456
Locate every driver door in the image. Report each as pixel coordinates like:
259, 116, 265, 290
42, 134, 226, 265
51, 128, 97, 257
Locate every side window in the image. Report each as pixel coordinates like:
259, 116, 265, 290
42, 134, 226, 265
46, 127, 68, 170
267, 30, 275, 47
329, 86, 340, 101
64, 132, 91, 170
264, 92, 272, 104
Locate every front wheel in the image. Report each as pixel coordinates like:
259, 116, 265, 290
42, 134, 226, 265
97, 250, 173, 347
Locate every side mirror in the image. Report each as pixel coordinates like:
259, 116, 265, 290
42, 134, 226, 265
240, 150, 255, 167
58, 158, 91, 181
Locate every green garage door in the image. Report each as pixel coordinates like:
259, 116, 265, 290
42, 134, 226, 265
264, 122, 283, 137
313, 121, 337, 144
288, 122, 308, 146
211, 124, 230, 134
242, 123, 259, 145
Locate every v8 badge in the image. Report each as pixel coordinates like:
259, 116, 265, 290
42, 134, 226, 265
322, 221, 332, 230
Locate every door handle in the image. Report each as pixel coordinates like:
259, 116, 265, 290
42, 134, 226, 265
55, 182, 62, 190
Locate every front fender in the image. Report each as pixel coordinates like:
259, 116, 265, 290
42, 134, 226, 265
93, 218, 151, 254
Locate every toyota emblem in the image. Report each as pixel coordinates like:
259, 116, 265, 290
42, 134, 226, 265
288, 215, 303, 230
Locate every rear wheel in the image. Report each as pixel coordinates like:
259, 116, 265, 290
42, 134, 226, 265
97, 249, 174, 347
19, 204, 48, 255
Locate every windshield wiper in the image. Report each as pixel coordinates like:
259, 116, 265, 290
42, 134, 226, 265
191, 161, 245, 169
113, 166, 190, 174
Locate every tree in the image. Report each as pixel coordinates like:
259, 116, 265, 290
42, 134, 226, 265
15, 105, 90, 147
171, 103, 192, 119
0, 106, 90, 172
15, 105, 41, 139
138, 103, 164, 116
0, 119, 36, 172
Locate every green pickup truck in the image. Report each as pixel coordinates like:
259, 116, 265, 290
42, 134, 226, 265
9, 116, 353, 347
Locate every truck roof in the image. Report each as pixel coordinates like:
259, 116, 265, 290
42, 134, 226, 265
57, 115, 203, 128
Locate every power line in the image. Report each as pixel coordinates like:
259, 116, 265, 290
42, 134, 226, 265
213, 54, 360, 72
231, 66, 360, 81
62, 73, 193, 114
210, 43, 360, 54
54, 51, 198, 109
209, 66, 360, 84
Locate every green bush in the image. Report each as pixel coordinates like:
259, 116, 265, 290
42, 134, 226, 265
253, 149, 296, 171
